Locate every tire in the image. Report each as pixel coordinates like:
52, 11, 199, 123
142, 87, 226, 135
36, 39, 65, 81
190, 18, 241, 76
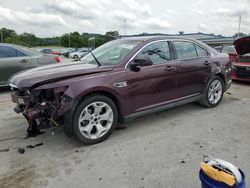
73, 55, 78, 59
72, 94, 118, 144
199, 76, 224, 108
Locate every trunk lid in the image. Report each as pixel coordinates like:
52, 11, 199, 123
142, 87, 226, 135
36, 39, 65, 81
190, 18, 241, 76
233, 36, 250, 55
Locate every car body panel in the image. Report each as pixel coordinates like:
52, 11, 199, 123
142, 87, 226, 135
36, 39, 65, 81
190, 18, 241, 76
0, 44, 58, 85
126, 60, 180, 114
9, 62, 114, 88
0, 56, 30, 85
8, 36, 232, 137
233, 36, 250, 55
178, 57, 211, 97
221, 37, 250, 81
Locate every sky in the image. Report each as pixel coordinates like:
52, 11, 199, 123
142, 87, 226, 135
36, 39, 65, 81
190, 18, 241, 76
0, 0, 249, 37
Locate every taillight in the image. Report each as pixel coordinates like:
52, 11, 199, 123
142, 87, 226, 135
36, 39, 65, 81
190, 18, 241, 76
54, 56, 60, 63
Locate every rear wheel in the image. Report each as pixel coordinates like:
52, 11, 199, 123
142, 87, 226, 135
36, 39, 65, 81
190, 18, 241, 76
72, 95, 118, 144
199, 76, 224, 107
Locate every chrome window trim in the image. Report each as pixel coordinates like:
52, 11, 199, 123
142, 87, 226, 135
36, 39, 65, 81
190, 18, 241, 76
125, 39, 171, 69
125, 39, 214, 69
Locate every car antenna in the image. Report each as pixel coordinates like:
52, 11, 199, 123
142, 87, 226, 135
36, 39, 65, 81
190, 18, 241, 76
88, 49, 101, 66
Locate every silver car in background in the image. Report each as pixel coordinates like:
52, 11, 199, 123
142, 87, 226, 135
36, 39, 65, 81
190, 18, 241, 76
0, 43, 60, 86
69, 48, 89, 59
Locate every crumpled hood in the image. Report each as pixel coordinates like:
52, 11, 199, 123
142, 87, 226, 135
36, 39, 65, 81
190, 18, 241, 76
234, 36, 250, 55
9, 62, 113, 88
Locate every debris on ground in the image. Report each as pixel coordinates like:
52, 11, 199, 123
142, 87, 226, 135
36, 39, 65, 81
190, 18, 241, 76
0, 148, 10, 152
180, 159, 186, 164
26, 145, 35, 149
99, 177, 102, 181
227, 92, 232, 95
34, 142, 43, 147
26, 142, 44, 149
18, 147, 25, 154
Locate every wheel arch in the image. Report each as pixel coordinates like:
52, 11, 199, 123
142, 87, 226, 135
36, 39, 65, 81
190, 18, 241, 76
76, 90, 125, 123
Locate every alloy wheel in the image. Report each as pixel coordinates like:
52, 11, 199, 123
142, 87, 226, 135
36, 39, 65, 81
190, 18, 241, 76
78, 101, 114, 140
208, 79, 223, 105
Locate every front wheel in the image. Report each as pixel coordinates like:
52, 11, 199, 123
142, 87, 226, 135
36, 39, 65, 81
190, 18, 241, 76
72, 95, 118, 144
199, 76, 224, 108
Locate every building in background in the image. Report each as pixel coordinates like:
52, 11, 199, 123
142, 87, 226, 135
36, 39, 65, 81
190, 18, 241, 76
121, 32, 235, 48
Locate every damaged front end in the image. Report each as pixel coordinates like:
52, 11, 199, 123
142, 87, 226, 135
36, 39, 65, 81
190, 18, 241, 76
10, 85, 74, 137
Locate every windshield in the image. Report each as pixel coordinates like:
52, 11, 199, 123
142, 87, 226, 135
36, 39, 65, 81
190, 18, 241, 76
80, 39, 141, 66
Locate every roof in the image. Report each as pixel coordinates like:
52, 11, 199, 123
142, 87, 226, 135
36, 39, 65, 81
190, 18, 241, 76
120, 35, 201, 42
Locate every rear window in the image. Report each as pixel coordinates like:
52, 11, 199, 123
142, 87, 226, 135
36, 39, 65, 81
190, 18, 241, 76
174, 41, 197, 59
195, 45, 209, 57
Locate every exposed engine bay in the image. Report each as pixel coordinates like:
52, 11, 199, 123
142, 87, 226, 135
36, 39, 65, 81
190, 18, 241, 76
11, 86, 73, 136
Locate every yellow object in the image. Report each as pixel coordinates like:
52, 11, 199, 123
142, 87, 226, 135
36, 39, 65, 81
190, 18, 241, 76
200, 162, 236, 186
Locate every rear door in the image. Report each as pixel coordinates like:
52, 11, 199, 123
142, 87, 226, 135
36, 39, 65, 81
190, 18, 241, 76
172, 41, 211, 97
126, 40, 180, 114
0, 46, 30, 85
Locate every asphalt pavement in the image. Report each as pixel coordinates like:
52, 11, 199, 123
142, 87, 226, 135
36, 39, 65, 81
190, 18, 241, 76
0, 81, 249, 188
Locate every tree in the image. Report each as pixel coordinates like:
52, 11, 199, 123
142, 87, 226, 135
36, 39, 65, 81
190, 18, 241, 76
60, 32, 85, 48
4, 36, 29, 46
234, 32, 248, 38
0, 28, 17, 42
105, 31, 119, 37
19, 33, 38, 47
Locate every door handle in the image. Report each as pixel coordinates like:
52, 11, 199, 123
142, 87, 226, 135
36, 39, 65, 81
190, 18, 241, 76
20, 59, 28, 63
164, 66, 176, 71
203, 61, 210, 66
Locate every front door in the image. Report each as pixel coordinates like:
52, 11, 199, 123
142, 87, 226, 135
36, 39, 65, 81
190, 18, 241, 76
126, 41, 180, 114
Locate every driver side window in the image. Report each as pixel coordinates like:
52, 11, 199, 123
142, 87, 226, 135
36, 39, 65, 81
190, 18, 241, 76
136, 41, 171, 64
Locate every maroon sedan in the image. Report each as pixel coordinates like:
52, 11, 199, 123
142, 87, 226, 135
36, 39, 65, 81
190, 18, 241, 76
9, 36, 232, 144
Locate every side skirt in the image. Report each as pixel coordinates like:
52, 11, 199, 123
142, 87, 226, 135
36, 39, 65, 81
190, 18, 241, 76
124, 94, 201, 122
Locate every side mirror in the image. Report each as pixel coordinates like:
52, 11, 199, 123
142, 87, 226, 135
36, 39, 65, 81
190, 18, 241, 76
129, 57, 153, 71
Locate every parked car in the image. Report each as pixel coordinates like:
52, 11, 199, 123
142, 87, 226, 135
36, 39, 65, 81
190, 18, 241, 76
221, 37, 250, 81
233, 37, 250, 81
0, 43, 60, 86
61, 48, 74, 56
41, 48, 60, 55
69, 48, 89, 59
9, 36, 232, 144
63, 48, 77, 58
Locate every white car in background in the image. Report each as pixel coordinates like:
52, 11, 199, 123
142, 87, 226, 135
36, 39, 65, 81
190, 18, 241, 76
69, 48, 89, 59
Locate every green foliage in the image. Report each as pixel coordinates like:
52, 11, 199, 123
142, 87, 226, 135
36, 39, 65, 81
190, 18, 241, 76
4, 36, 29, 46
17, 33, 38, 47
234, 32, 248, 38
105, 31, 119, 37
0, 28, 120, 48
0, 28, 17, 40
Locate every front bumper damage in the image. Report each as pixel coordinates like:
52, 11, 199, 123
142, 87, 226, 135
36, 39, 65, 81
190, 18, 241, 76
11, 87, 74, 137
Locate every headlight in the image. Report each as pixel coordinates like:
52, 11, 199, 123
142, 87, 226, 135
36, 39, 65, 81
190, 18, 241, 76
9, 83, 17, 90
